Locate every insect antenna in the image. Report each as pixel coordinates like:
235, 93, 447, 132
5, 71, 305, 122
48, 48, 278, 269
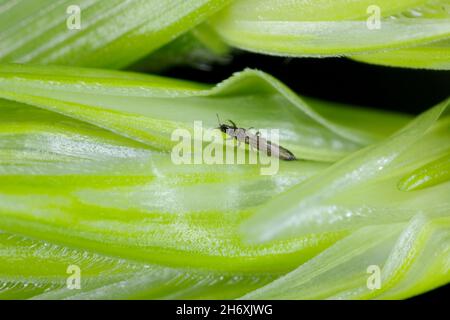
216, 113, 222, 126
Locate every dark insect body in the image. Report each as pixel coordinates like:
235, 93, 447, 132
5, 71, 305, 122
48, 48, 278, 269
216, 115, 296, 161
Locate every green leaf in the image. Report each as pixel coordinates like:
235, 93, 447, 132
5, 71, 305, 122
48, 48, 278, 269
398, 150, 450, 191
0, 0, 231, 68
211, 0, 450, 66
351, 39, 450, 70
2, 1, 448, 70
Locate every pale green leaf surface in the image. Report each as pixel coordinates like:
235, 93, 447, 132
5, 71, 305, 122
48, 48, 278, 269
0, 64, 447, 299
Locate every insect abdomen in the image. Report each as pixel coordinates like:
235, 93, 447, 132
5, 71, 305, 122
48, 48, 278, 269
228, 128, 296, 161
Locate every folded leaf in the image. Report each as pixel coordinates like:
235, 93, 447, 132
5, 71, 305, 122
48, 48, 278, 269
0, 64, 410, 161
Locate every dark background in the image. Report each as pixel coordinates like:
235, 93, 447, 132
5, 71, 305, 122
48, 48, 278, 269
161, 50, 450, 115
161, 51, 450, 301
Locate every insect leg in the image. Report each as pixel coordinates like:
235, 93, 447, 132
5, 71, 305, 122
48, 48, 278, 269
247, 127, 261, 137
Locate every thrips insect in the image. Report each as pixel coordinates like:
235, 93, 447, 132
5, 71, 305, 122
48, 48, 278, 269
216, 115, 296, 161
